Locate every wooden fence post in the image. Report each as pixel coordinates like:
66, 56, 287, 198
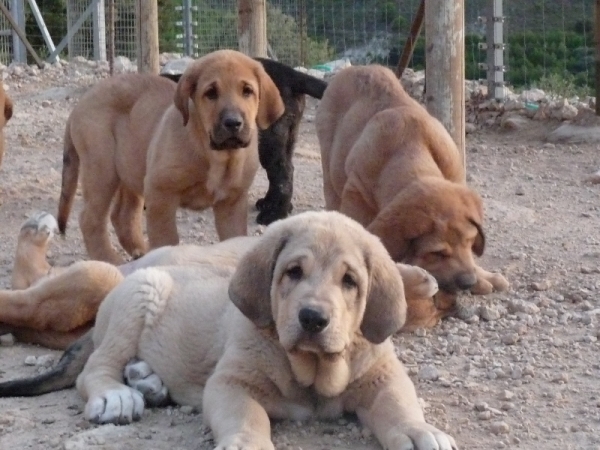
238, 0, 268, 57
136, 0, 159, 74
425, 0, 466, 173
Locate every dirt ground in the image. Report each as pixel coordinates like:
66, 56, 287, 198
0, 60, 599, 450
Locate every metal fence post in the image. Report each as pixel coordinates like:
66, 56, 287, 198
93, 0, 106, 61
177, 0, 197, 57
11, 0, 26, 63
486, 0, 506, 100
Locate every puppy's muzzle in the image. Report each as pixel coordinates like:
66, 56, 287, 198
298, 307, 330, 334
210, 110, 250, 150
439, 271, 477, 293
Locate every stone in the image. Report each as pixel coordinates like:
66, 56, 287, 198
0, 333, 15, 347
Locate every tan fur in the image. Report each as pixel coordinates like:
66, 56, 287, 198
0, 83, 13, 169
75, 211, 455, 449
316, 65, 509, 328
0, 213, 441, 350
58, 50, 285, 264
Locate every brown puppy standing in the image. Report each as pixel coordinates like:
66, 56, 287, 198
317, 65, 508, 322
59, 50, 284, 264
0, 83, 13, 168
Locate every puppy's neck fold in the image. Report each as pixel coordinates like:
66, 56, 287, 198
287, 349, 350, 398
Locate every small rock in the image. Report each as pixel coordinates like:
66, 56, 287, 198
179, 405, 194, 415
35, 354, 55, 368
491, 421, 510, 435
531, 280, 551, 291
500, 390, 514, 401
479, 305, 502, 321
477, 410, 492, 420
465, 122, 477, 133
0, 333, 15, 347
418, 364, 439, 381
24, 355, 37, 366
553, 372, 569, 383
474, 402, 489, 412
508, 299, 540, 315
501, 333, 519, 345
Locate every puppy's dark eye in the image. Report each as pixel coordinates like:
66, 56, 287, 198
342, 273, 357, 289
204, 87, 218, 100
242, 85, 254, 97
285, 266, 303, 280
432, 250, 449, 259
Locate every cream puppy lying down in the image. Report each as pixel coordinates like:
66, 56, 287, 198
1, 211, 456, 450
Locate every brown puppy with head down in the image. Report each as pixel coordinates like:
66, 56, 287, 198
58, 50, 284, 264
0, 83, 13, 168
317, 65, 508, 319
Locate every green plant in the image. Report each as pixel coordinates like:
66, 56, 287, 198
533, 72, 591, 99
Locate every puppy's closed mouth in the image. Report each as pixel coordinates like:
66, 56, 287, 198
290, 334, 346, 356
209, 136, 250, 151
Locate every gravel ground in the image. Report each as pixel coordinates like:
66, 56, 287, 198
0, 59, 599, 450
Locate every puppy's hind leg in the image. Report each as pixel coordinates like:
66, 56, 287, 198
111, 186, 148, 259
78, 268, 174, 425
12, 212, 59, 290
124, 359, 170, 406
0, 261, 123, 348
78, 137, 123, 264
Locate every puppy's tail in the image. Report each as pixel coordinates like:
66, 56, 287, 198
57, 117, 80, 235
289, 70, 327, 99
255, 57, 328, 99
0, 330, 94, 397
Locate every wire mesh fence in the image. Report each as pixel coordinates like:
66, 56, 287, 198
0, 1, 12, 64
66, 0, 136, 61
0, 0, 594, 97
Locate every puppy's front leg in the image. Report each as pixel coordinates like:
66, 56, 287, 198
204, 374, 274, 450
355, 359, 457, 450
470, 264, 509, 295
213, 194, 249, 241
144, 191, 181, 250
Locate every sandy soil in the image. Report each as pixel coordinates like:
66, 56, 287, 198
0, 60, 599, 450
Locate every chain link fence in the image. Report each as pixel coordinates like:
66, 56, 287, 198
0, 0, 594, 96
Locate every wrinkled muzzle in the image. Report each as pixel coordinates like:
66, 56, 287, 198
210, 109, 252, 150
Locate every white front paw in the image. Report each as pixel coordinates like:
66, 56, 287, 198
85, 385, 145, 425
214, 433, 275, 450
387, 423, 457, 450
124, 359, 170, 406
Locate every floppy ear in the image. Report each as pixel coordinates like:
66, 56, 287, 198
465, 188, 485, 257
4, 95, 12, 122
367, 199, 433, 262
471, 219, 485, 257
228, 230, 290, 328
254, 66, 285, 130
360, 246, 407, 344
174, 70, 197, 127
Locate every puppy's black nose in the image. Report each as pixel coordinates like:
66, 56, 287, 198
455, 272, 477, 291
222, 115, 243, 132
298, 308, 329, 333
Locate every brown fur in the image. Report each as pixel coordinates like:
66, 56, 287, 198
58, 50, 284, 264
0, 83, 13, 168
0, 211, 440, 351
316, 65, 509, 328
